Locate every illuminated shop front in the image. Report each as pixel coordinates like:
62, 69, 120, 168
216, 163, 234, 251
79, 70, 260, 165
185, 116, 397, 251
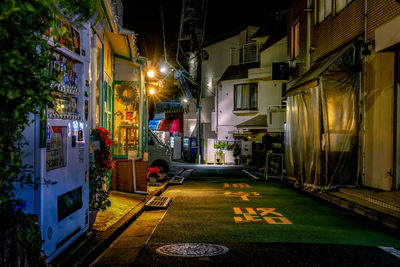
90, 10, 146, 192
113, 81, 141, 157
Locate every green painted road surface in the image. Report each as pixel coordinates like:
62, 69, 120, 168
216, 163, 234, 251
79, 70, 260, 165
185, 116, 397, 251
133, 167, 400, 266
151, 169, 399, 247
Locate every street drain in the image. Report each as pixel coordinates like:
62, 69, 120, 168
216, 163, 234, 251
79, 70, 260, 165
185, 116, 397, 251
145, 196, 172, 209
156, 243, 229, 257
169, 175, 185, 184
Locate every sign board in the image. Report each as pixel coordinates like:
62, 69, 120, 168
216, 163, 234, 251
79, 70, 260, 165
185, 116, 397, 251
265, 153, 284, 180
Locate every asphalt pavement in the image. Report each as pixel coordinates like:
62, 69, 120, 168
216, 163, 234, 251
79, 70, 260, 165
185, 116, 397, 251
92, 166, 400, 266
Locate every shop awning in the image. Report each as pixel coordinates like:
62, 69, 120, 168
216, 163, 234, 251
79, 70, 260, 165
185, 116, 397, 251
287, 44, 354, 93
235, 115, 268, 129
170, 119, 180, 133
149, 119, 161, 131
105, 31, 136, 60
158, 120, 174, 131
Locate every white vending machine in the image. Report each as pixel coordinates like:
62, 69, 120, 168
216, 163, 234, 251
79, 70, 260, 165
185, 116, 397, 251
17, 17, 91, 262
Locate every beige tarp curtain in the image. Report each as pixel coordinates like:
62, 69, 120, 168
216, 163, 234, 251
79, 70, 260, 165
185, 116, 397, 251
285, 45, 360, 190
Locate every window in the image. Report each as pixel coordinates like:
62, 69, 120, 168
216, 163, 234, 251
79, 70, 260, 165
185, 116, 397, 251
291, 20, 299, 59
113, 82, 140, 156
317, 0, 332, 23
95, 39, 103, 128
336, 0, 352, 13
234, 83, 258, 110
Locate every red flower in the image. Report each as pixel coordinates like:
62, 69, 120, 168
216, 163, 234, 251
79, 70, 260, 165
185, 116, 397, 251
148, 167, 160, 174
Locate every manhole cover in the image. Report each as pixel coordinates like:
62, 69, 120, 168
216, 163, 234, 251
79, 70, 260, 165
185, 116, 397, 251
156, 243, 229, 257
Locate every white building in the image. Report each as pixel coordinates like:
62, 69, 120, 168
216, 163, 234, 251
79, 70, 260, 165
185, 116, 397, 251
202, 25, 288, 164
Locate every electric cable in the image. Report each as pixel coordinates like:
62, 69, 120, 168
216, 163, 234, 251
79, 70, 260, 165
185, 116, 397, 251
199, 0, 208, 48
160, 0, 168, 63
175, 0, 190, 73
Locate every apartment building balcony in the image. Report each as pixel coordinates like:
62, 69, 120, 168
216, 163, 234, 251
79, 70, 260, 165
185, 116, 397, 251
230, 42, 260, 65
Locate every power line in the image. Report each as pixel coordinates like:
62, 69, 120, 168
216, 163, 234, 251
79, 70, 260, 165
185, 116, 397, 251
160, 0, 167, 63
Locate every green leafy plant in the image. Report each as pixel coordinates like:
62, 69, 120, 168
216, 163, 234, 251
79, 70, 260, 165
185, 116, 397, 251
17, 215, 50, 267
213, 141, 229, 150
89, 128, 114, 211
89, 162, 111, 212
0, 0, 101, 264
232, 142, 241, 158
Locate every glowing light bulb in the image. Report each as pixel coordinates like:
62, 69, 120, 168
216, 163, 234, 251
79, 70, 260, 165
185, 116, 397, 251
147, 69, 155, 78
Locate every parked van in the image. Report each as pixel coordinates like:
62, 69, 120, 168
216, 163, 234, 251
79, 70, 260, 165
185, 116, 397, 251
148, 130, 172, 173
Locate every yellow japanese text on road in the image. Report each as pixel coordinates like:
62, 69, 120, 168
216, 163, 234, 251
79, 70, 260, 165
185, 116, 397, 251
224, 191, 261, 201
223, 183, 251, 188
233, 207, 293, 224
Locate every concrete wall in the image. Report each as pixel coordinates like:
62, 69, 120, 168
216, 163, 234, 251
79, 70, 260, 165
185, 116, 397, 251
217, 78, 282, 141
367, 0, 400, 41
200, 96, 214, 123
260, 37, 289, 69
364, 51, 395, 190
183, 101, 196, 138
202, 35, 240, 98
216, 37, 287, 141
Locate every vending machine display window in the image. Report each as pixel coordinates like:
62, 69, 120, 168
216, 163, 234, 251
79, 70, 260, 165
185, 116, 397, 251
46, 126, 68, 171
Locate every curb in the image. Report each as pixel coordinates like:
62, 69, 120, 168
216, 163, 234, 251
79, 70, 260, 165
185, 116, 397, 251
52, 182, 169, 267
299, 188, 400, 233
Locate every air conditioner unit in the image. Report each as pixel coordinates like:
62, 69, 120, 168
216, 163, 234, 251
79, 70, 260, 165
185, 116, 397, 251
272, 62, 290, 80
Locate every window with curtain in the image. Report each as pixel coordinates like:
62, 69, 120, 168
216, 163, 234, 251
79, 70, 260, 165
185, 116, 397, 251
234, 83, 258, 110
336, 0, 353, 13
317, 0, 332, 23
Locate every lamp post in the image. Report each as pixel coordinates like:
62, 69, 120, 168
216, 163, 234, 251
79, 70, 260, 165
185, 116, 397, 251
146, 87, 156, 153
146, 67, 157, 157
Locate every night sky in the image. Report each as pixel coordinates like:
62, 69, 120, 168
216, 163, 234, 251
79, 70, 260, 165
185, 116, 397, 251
122, 0, 293, 61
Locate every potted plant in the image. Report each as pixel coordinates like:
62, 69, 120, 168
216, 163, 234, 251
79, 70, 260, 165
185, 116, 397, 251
239, 154, 247, 165
89, 128, 115, 226
232, 142, 241, 165
148, 167, 160, 186
214, 141, 226, 163
217, 149, 224, 164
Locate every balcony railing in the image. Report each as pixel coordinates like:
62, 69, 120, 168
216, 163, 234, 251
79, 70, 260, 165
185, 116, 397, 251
230, 42, 259, 65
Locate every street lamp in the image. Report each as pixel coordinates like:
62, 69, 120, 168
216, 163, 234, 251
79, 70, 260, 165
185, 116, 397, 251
149, 88, 156, 96
146, 69, 155, 79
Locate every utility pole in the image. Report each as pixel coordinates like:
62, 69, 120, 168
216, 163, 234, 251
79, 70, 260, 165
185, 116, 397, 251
178, 0, 207, 163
